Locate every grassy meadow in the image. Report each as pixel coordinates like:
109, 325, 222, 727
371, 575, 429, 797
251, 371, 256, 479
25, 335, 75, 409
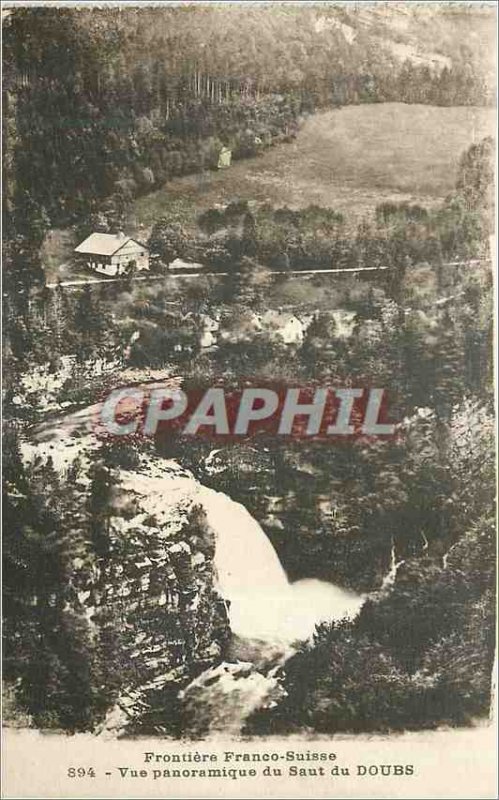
132, 103, 495, 234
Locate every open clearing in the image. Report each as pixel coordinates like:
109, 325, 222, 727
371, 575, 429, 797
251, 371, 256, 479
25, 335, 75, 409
44, 103, 495, 280
132, 102, 495, 233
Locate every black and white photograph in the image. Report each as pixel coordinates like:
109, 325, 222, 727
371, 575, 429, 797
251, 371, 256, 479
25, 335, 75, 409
1, 2, 497, 797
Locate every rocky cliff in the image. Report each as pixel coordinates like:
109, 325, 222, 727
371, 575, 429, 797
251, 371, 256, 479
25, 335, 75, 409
92, 466, 231, 736
15, 399, 364, 737
19, 422, 231, 735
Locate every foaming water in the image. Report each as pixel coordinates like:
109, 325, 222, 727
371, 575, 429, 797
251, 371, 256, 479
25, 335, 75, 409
181, 487, 365, 736
199, 487, 364, 643
27, 400, 365, 736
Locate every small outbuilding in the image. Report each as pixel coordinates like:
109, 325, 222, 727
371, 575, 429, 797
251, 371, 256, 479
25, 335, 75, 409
217, 146, 232, 169
74, 232, 149, 276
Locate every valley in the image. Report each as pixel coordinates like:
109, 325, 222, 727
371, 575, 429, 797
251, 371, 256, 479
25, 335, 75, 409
3, 3, 496, 743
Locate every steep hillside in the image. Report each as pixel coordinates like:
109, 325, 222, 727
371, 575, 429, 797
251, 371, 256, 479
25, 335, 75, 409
5, 418, 231, 733
4, 3, 494, 272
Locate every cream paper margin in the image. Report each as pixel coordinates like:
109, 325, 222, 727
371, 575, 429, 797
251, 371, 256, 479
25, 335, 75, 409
1, 725, 498, 799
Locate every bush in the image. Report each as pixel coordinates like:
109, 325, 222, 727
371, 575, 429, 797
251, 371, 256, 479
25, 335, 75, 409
246, 620, 428, 734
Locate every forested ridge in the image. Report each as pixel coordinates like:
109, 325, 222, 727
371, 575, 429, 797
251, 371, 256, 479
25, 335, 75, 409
3, 5, 495, 260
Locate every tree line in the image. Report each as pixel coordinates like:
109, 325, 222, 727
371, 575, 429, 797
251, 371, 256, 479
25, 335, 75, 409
3, 431, 230, 732
3, 6, 494, 295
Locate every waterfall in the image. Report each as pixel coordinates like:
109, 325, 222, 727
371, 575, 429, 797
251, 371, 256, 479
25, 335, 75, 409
26, 398, 369, 736
182, 486, 365, 735
24, 402, 367, 734
199, 487, 364, 644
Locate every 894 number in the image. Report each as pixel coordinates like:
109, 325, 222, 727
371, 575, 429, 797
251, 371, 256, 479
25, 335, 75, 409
68, 768, 96, 778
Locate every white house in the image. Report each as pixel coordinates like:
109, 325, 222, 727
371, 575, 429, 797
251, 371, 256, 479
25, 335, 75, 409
74, 232, 149, 276
199, 313, 220, 348
258, 309, 308, 345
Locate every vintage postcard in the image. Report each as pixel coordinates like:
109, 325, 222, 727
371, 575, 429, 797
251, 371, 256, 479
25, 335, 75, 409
2, 2, 497, 798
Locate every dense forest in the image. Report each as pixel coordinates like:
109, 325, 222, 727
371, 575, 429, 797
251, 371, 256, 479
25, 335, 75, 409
3, 132, 495, 732
3, 5, 495, 284
2, 5, 496, 736
3, 136, 494, 384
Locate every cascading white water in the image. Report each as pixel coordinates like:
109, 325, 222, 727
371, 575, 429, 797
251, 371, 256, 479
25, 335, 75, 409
27, 401, 372, 735
199, 487, 364, 643
180, 487, 365, 735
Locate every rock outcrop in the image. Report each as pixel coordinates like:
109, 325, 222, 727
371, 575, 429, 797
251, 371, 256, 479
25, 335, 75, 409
21, 425, 231, 736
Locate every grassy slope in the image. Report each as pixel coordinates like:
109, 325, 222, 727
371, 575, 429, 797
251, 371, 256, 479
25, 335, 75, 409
131, 103, 495, 237
44, 102, 494, 279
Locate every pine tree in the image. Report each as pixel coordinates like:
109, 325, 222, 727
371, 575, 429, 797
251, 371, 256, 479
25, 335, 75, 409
4, 442, 101, 729
87, 457, 114, 559
73, 285, 106, 358
431, 311, 465, 423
